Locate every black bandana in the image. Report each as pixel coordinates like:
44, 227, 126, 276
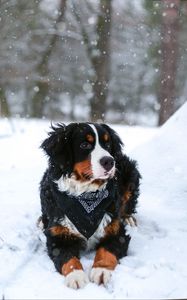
52, 179, 118, 239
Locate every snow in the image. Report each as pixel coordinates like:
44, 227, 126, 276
0, 103, 187, 299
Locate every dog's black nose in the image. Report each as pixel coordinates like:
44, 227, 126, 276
100, 156, 114, 172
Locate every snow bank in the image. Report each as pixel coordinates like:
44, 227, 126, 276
0, 104, 187, 299
126, 102, 187, 298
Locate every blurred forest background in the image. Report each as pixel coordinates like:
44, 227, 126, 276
0, 0, 186, 126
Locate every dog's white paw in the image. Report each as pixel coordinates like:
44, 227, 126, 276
64, 270, 89, 289
125, 216, 137, 227
90, 267, 112, 286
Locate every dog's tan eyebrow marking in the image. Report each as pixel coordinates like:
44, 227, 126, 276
86, 134, 94, 143
103, 133, 109, 142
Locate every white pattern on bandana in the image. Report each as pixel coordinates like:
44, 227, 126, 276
77, 189, 109, 213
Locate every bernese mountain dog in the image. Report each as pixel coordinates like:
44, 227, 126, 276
39, 122, 141, 289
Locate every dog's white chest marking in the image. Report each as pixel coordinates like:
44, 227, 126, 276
55, 175, 106, 196
59, 213, 111, 249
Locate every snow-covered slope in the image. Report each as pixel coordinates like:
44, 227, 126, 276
119, 102, 187, 299
0, 104, 187, 299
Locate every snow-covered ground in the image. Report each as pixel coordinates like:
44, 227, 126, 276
0, 103, 187, 299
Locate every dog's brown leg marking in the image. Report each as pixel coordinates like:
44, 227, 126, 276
93, 248, 117, 270
61, 257, 83, 276
119, 186, 133, 218
104, 219, 120, 236
123, 190, 132, 203
49, 225, 70, 236
119, 187, 137, 226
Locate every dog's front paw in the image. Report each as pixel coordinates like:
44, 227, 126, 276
65, 270, 89, 289
90, 267, 112, 286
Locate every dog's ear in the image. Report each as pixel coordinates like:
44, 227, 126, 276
101, 124, 124, 159
41, 123, 67, 157
40, 123, 75, 171
41, 123, 76, 173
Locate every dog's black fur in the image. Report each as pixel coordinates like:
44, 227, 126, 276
39, 122, 141, 286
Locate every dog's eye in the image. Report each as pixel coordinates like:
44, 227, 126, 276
80, 142, 92, 150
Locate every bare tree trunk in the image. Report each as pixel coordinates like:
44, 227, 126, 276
158, 0, 180, 126
72, 0, 112, 122
182, 0, 187, 15
0, 87, 10, 117
31, 0, 67, 118
90, 0, 112, 122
